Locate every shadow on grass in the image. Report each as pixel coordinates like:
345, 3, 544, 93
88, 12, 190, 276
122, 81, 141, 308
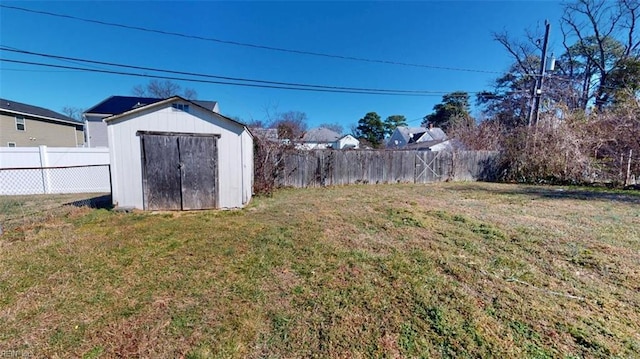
65, 194, 113, 210
461, 182, 640, 205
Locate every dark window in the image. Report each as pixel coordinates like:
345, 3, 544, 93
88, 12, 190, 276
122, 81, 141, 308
8, 142, 16, 147
172, 103, 190, 112
15, 117, 25, 131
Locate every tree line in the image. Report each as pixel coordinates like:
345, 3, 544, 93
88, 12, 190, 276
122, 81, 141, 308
436, 0, 640, 185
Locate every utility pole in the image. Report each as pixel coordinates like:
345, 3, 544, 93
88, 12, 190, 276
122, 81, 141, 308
527, 20, 551, 127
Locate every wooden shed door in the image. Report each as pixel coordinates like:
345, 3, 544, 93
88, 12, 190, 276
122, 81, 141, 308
141, 133, 218, 210
141, 134, 182, 210
179, 135, 218, 210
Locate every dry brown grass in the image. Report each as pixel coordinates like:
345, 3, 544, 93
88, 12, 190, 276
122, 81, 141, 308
0, 183, 638, 358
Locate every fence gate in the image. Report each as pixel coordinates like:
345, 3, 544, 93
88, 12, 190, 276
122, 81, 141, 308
140, 132, 219, 210
415, 151, 442, 183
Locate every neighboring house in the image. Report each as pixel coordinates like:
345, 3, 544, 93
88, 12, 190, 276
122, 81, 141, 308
386, 126, 447, 149
106, 96, 252, 210
0, 98, 84, 147
296, 127, 360, 150
409, 127, 447, 144
250, 127, 279, 142
296, 127, 340, 150
84, 96, 219, 147
424, 139, 453, 151
405, 139, 453, 151
335, 134, 360, 149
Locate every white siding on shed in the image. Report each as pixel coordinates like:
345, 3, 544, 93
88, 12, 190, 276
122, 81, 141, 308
241, 130, 253, 205
107, 100, 252, 209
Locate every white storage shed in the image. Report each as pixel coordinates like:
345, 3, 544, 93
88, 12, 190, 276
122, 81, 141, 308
106, 96, 253, 210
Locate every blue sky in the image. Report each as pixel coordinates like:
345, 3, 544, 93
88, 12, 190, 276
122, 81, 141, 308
0, 1, 565, 132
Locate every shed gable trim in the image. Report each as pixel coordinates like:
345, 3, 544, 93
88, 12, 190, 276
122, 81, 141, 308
104, 96, 247, 129
136, 130, 221, 138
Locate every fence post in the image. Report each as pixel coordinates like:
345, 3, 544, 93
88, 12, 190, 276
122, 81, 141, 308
108, 164, 114, 196
38, 145, 52, 194
626, 149, 632, 187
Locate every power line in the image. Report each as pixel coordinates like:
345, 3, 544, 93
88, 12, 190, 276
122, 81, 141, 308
0, 47, 454, 95
1, 58, 470, 97
0, 68, 83, 73
2, 47, 492, 96
0, 4, 503, 75
0, 45, 111, 72
406, 117, 425, 124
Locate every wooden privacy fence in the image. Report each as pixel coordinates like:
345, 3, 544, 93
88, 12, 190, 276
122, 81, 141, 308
276, 150, 499, 188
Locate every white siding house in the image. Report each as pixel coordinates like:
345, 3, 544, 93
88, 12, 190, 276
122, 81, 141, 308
295, 128, 359, 150
106, 96, 252, 210
296, 127, 341, 150
335, 135, 359, 149
84, 116, 109, 147
386, 126, 447, 149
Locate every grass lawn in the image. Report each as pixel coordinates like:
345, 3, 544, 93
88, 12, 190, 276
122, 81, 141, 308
0, 182, 639, 358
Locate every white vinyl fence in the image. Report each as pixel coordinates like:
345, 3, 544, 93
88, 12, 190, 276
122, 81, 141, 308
0, 146, 111, 195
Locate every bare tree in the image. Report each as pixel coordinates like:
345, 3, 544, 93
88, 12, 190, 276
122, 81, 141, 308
481, 30, 548, 126
247, 119, 268, 128
485, 0, 640, 124
271, 111, 308, 140
255, 103, 309, 139
61, 106, 84, 121
477, 0, 640, 185
132, 79, 198, 99
449, 118, 505, 151
319, 122, 344, 134
492, 30, 541, 75
561, 0, 640, 108
260, 102, 281, 123
183, 87, 198, 100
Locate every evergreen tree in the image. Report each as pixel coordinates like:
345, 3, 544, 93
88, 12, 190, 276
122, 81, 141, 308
355, 112, 385, 148
422, 92, 473, 131
384, 115, 408, 137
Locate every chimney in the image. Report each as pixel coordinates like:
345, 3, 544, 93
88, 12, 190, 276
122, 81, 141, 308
429, 123, 433, 129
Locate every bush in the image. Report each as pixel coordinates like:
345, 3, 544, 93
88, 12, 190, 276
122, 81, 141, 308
253, 137, 284, 195
454, 103, 639, 186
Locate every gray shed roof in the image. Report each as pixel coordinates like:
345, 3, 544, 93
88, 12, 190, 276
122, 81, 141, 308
0, 98, 80, 124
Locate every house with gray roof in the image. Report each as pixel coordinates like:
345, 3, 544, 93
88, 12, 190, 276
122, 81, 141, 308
0, 98, 84, 147
386, 126, 447, 150
250, 127, 280, 143
296, 127, 359, 150
83, 96, 219, 147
